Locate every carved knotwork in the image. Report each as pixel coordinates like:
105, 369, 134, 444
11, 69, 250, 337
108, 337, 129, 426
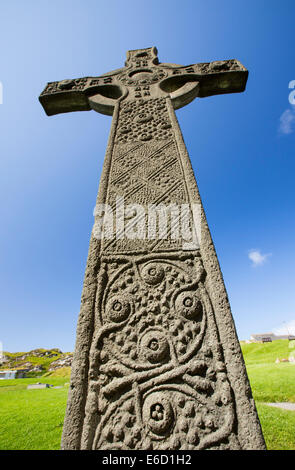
80, 254, 240, 450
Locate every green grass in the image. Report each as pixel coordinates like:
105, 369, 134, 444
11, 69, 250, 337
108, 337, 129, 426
0, 377, 69, 450
0, 340, 295, 449
256, 403, 295, 450
246, 362, 295, 403
245, 363, 295, 450
241, 339, 292, 365
242, 340, 295, 450
44, 367, 71, 378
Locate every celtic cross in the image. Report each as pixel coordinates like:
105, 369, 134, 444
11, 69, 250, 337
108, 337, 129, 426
39, 47, 265, 450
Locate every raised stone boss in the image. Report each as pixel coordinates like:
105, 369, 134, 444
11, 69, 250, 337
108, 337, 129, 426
39, 47, 266, 450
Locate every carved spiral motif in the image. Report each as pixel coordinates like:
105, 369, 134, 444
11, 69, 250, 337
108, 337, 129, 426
105, 296, 132, 323
138, 330, 170, 363
58, 79, 75, 90
139, 132, 152, 141
175, 291, 203, 321
141, 263, 165, 285
133, 113, 153, 124
143, 392, 174, 436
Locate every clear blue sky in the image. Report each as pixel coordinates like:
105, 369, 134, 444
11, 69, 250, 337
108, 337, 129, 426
1, 0, 294, 352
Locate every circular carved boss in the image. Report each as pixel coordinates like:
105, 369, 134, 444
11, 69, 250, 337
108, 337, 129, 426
118, 68, 167, 86
175, 291, 203, 321
133, 113, 153, 124
138, 330, 170, 364
105, 296, 132, 323
141, 263, 165, 285
143, 392, 174, 436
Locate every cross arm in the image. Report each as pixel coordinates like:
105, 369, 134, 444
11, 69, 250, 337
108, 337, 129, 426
195, 59, 248, 97
160, 59, 248, 104
39, 72, 124, 117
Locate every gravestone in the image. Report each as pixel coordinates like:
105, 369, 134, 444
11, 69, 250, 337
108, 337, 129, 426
39, 47, 266, 450
27, 383, 51, 389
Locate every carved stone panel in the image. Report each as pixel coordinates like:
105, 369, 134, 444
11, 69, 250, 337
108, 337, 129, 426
81, 253, 241, 450
98, 98, 193, 254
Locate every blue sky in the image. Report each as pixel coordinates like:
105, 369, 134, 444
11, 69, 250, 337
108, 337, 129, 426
0, 0, 294, 352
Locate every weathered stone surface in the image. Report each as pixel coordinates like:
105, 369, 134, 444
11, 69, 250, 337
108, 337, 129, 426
39, 47, 265, 450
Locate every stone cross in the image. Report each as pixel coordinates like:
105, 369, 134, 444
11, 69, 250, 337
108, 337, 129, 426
40, 47, 265, 450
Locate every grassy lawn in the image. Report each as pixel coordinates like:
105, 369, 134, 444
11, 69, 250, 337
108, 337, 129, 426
241, 339, 292, 365
245, 366, 295, 450
255, 403, 295, 450
0, 340, 294, 450
246, 363, 295, 403
0, 377, 69, 450
241, 340, 295, 450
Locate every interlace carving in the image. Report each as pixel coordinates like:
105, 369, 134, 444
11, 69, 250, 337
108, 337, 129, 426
81, 254, 240, 450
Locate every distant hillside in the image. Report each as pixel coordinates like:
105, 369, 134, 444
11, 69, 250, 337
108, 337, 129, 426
241, 339, 294, 365
0, 349, 72, 377
1, 340, 293, 377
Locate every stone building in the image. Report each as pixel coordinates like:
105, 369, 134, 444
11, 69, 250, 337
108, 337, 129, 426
0, 369, 29, 379
250, 333, 295, 343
